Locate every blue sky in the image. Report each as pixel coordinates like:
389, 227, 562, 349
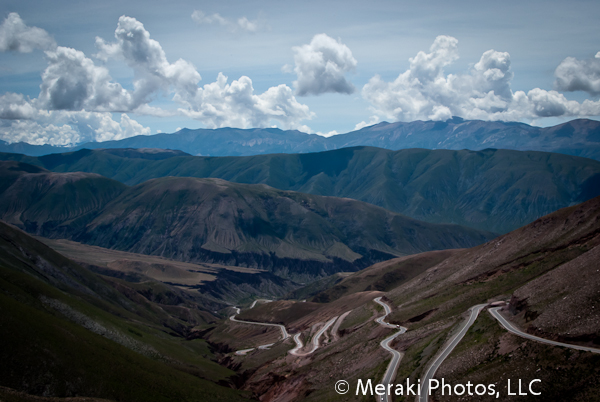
1, 0, 599, 145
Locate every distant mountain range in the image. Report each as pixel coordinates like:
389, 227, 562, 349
0, 161, 492, 281
2, 117, 600, 160
3, 146, 599, 234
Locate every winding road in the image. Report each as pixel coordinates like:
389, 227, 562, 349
290, 316, 338, 356
489, 307, 600, 354
331, 310, 352, 342
230, 305, 341, 356
415, 304, 600, 401
374, 297, 408, 402
230, 306, 289, 355
233, 297, 599, 397
418, 304, 487, 402
230, 307, 289, 339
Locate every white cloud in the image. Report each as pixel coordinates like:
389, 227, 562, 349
316, 130, 338, 137
292, 34, 357, 96
0, 14, 313, 145
555, 53, 600, 95
37, 46, 133, 111
354, 116, 380, 131
0, 12, 55, 53
179, 73, 313, 129
191, 10, 264, 33
93, 16, 309, 129
237, 17, 258, 33
95, 16, 201, 107
362, 35, 600, 123
0, 110, 150, 146
0, 93, 37, 119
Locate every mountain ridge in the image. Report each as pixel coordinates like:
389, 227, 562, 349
2, 117, 600, 160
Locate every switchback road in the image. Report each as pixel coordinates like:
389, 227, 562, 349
230, 306, 339, 356
374, 297, 407, 402
290, 316, 338, 356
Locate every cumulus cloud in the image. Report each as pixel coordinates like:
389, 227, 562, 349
0, 109, 151, 146
0, 93, 37, 119
95, 16, 201, 107
555, 53, 600, 95
37, 46, 133, 111
93, 16, 309, 129
0, 12, 55, 52
362, 35, 600, 123
292, 34, 357, 96
0, 14, 312, 145
191, 10, 263, 33
179, 73, 313, 129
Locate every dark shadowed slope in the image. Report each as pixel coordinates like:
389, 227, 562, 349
0, 221, 250, 402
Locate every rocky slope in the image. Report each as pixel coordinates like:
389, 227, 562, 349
223, 195, 600, 402
75, 176, 492, 280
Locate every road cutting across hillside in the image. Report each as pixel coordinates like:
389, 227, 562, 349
489, 307, 600, 354
230, 306, 289, 339
250, 299, 273, 309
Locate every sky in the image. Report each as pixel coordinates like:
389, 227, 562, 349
1, 0, 600, 145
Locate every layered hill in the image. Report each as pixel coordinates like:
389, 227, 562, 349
2, 117, 599, 160
0, 161, 127, 236
3, 146, 600, 233
0, 161, 492, 281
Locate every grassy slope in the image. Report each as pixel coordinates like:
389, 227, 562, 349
0, 221, 250, 401
0, 161, 126, 237
429, 312, 600, 402
310, 249, 458, 303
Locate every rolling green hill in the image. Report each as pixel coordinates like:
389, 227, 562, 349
2, 146, 599, 233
